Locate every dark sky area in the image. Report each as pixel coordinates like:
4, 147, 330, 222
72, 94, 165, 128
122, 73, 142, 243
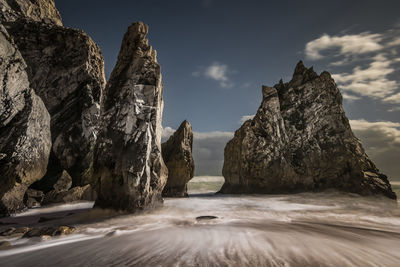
55, 0, 400, 179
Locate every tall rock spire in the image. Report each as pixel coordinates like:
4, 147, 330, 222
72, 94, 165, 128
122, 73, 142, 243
93, 22, 168, 212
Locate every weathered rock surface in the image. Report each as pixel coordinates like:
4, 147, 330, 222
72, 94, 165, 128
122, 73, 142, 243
0, 25, 51, 216
221, 61, 396, 199
22, 225, 75, 238
3, 7, 106, 189
43, 184, 96, 205
162, 120, 194, 197
0, 0, 62, 26
24, 188, 44, 208
93, 22, 167, 212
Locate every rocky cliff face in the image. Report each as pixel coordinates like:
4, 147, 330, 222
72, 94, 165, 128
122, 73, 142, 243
2, 1, 106, 190
221, 61, 396, 199
0, 25, 51, 215
93, 22, 168, 212
0, 0, 62, 26
162, 120, 195, 197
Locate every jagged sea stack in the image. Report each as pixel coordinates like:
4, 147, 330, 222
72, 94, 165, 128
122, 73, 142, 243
1, 0, 106, 190
162, 120, 195, 197
0, 25, 51, 215
221, 61, 396, 199
93, 22, 168, 212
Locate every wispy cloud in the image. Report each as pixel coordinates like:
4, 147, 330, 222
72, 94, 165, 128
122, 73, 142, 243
341, 93, 361, 102
384, 92, 400, 104
305, 28, 400, 104
239, 114, 255, 124
388, 36, 400, 47
350, 119, 400, 179
331, 54, 397, 99
192, 62, 234, 88
350, 119, 400, 143
305, 32, 383, 60
161, 126, 176, 140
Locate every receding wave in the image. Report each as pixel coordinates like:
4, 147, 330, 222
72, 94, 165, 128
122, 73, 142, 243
1, 177, 400, 266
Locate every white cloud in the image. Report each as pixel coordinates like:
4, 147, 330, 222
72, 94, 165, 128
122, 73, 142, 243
341, 93, 361, 102
331, 54, 397, 99
305, 32, 383, 60
205, 62, 228, 83
350, 119, 400, 143
305, 30, 400, 103
239, 114, 255, 124
192, 62, 234, 88
387, 37, 400, 47
194, 131, 233, 140
162, 126, 176, 140
350, 119, 400, 180
384, 92, 400, 104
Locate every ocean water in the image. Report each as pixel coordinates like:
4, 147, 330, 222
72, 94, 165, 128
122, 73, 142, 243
1, 177, 400, 267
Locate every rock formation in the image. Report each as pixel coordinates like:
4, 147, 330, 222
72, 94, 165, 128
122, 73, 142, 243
24, 189, 44, 208
43, 184, 96, 205
221, 61, 396, 199
93, 22, 168, 212
0, 25, 51, 215
1, 0, 106, 190
0, 0, 62, 26
162, 120, 195, 197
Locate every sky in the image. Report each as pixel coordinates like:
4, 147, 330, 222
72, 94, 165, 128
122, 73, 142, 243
55, 0, 400, 179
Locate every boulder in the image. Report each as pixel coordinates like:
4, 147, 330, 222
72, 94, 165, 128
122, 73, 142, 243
0, 25, 51, 216
93, 22, 168, 212
162, 120, 195, 197
221, 61, 396, 199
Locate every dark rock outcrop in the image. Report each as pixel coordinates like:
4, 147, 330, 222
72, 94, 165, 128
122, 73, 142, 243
162, 120, 195, 197
0, 25, 51, 216
221, 61, 396, 199
2, 1, 106, 189
93, 22, 167, 212
24, 189, 44, 208
52, 170, 72, 192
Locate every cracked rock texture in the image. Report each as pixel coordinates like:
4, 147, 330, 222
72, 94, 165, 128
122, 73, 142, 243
162, 120, 194, 197
221, 61, 396, 199
0, 0, 62, 26
93, 22, 167, 212
0, 25, 51, 216
2, 2, 106, 190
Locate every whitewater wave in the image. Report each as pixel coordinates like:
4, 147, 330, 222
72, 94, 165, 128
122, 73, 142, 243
0, 177, 399, 266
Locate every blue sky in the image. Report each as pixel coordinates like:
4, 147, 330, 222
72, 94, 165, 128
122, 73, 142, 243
55, 0, 400, 179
